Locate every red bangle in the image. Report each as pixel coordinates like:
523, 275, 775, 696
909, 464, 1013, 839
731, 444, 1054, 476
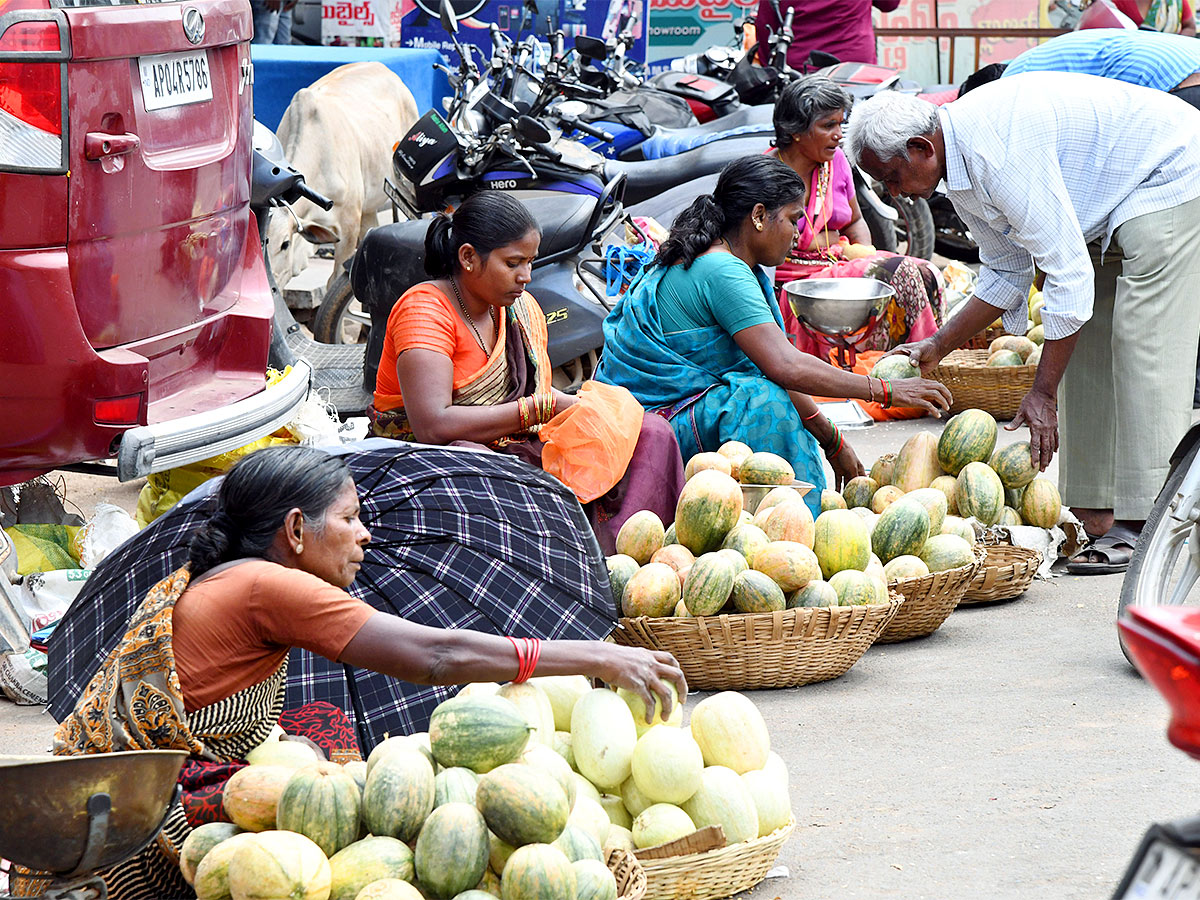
507, 636, 542, 683
801, 409, 822, 422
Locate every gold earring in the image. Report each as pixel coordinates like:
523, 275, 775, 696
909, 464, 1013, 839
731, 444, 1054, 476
465, 264, 472, 272
755, 221, 763, 231
296, 543, 303, 554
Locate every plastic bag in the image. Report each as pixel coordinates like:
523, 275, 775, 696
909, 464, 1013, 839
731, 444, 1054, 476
539, 382, 645, 504
13, 568, 91, 634
0, 648, 48, 705
71, 503, 139, 568
3, 524, 82, 575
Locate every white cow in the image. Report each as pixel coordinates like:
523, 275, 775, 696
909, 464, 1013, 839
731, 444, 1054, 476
265, 61, 419, 291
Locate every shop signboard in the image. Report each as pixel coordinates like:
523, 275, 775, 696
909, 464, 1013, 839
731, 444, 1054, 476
322, 0, 403, 44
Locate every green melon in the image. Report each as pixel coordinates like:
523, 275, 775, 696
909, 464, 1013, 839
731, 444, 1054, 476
621, 563, 680, 618
730, 569, 786, 613
496, 682, 556, 748
680, 766, 759, 844
571, 859, 618, 900
720, 523, 770, 564
500, 844, 577, 900
362, 749, 435, 844
751, 541, 821, 592
882, 555, 930, 581
194, 832, 260, 900
936, 409, 999, 476
1028, 325, 1044, 346
434, 767, 480, 809
929, 475, 959, 515
354, 880, 422, 900
429, 695, 533, 774
552, 824, 604, 863
737, 452, 795, 485
919, 534, 976, 572
614, 510, 665, 565
940, 515, 977, 545
476, 763, 570, 847
181, 822, 244, 886
223, 765, 294, 833
663, 522, 677, 545
276, 761, 362, 858
649, 544, 695, 574
1020, 477, 1062, 528
681, 552, 737, 616
414, 802, 489, 899
990, 441, 1038, 489
987, 349, 1024, 367
989, 334, 1036, 360
905, 487, 949, 534
786, 580, 839, 608
714, 548, 750, 575
754, 485, 805, 515
1004, 485, 1027, 509
956, 461, 1004, 525
998, 506, 1023, 526
829, 569, 884, 605
674, 469, 744, 555
869, 453, 897, 487
893, 431, 943, 492
520, 743, 576, 811
812, 509, 871, 578
871, 497, 930, 563
604, 556, 640, 609
870, 354, 921, 382
820, 490, 848, 512
630, 725, 704, 806
227, 831, 331, 900
328, 837, 415, 900
841, 476, 878, 509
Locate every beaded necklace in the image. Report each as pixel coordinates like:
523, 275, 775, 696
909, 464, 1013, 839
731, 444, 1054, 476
799, 161, 836, 262
449, 276, 498, 354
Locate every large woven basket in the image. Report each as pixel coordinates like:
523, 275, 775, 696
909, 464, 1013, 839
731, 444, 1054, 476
610, 847, 648, 900
961, 541, 1042, 605
610, 598, 903, 691
877, 545, 985, 643
928, 349, 1036, 419
960, 323, 1007, 351
635, 818, 795, 900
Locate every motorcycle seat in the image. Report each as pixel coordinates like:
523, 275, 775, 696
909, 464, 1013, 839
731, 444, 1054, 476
632, 122, 773, 161
526, 193, 596, 258
606, 135, 773, 205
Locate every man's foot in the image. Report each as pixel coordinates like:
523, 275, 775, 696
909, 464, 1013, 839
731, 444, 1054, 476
1065, 522, 1142, 576
1071, 507, 1115, 540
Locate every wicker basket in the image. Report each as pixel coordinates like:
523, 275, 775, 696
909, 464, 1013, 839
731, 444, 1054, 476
635, 817, 795, 900
610, 598, 903, 691
961, 541, 1042, 605
610, 847, 648, 900
928, 349, 1036, 419
960, 323, 1007, 351
877, 545, 985, 643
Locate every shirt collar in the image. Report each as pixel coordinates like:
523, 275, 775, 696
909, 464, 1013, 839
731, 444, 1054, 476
939, 106, 970, 192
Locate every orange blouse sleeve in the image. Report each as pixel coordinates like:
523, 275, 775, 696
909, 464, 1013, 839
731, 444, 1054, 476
389, 287, 459, 358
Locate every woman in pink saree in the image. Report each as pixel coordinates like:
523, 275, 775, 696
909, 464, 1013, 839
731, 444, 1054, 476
769, 76, 946, 360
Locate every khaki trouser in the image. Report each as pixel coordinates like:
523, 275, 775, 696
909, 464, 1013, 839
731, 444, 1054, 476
1058, 193, 1200, 520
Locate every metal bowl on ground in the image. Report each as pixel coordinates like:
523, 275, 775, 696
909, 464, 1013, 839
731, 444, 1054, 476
783, 278, 896, 337
741, 481, 815, 513
0, 749, 186, 874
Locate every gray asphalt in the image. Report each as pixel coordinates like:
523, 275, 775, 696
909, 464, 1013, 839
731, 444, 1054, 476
3, 420, 1195, 900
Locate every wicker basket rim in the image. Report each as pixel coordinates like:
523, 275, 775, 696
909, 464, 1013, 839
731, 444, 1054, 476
636, 816, 796, 870
886, 544, 987, 587
937, 348, 1036, 370
615, 597, 904, 629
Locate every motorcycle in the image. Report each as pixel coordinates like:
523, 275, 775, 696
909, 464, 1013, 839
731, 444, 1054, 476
1114, 603, 1200, 897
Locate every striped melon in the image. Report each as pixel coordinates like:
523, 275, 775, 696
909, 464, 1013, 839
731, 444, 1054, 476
414, 803, 489, 898
276, 762, 362, 858
1005, 484, 1027, 509
476, 763, 570, 846
521, 743, 577, 810
362, 749, 435, 843
572, 859, 618, 900
632, 804, 696, 849
841, 476, 878, 509
489, 832, 517, 874
820, 490, 848, 512
353, 880, 422, 900
194, 833, 260, 900
762, 499, 815, 547
870, 485, 905, 514
869, 454, 897, 488
871, 497, 930, 563
429, 694, 533, 774
663, 522, 677, 545
681, 767, 759, 845
434, 767, 479, 809
571, 689, 638, 791
870, 354, 921, 381
689, 692, 769, 773
936, 409, 998, 475
990, 441, 1038, 489
919, 534, 976, 572
715, 547, 749, 575
499, 844, 576, 900
223, 766, 294, 833
940, 515, 976, 545
621, 563, 680, 618
684, 452, 732, 480
987, 349, 1024, 366
496, 682, 556, 748
181, 823, 244, 886
989, 334, 1036, 360
567, 796, 611, 847
929, 475, 959, 515
720, 523, 770, 564
327, 838, 414, 900
614, 510, 664, 565
738, 452, 794, 485
674, 469, 744, 555
604, 555, 639, 609
682, 552, 737, 616
956, 461, 1004, 525
1021, 478, 1062, 528
716, 440, 754, 479
751, 541, 821, 592
730, 569, 786, 613
227, 831, 331, 900
553, 823, 604, 863
999, 506, 1023, 526
905, 487, 949, 534
829, 569, 884, 605
786, 580, 838, 608
754, 485, 805, 515
813, 509, 871, 578
893, 431, 943, 492
883, 554, 930, 581
649, 544, 695, 573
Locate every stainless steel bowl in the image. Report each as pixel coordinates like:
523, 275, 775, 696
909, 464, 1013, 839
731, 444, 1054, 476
783, 278, 896, 337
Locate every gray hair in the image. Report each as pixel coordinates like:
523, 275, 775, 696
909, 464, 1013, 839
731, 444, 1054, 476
773, 76, 853, 149
843, 91, 940, 167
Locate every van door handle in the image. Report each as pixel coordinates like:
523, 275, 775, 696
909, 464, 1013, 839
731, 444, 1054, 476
85, 132, 140, 160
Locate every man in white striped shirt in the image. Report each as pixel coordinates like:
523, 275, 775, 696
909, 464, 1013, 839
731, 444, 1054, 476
845, 73, 1200, 573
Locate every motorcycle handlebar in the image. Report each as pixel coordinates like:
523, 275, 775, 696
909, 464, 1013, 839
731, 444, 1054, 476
291, 179, 334, 211
557, 114, 612, 142
531, 141, 561, 162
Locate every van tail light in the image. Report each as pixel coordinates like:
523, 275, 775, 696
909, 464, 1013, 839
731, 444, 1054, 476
0, 61, 61, 135
1120, 605, 1200, 759
93, 395, 143, 426
0, 1, 64, 170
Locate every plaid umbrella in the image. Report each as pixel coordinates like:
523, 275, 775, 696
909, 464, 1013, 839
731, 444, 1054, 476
47, 441, 617, 751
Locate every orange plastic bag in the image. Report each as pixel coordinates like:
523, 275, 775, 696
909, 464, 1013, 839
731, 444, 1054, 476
811, 350, 927, 421
540, 381, 645, 503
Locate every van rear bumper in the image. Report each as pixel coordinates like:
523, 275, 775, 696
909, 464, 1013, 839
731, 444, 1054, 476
117, 359, 310, 481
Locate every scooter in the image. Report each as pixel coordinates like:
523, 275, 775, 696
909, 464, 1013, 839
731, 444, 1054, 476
1114, 604, 1200, 897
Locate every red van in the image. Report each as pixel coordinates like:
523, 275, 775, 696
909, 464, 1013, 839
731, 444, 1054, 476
0, 0, 308, 487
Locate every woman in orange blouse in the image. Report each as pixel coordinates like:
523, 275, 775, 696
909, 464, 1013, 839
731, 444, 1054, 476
369, 192, 685, 553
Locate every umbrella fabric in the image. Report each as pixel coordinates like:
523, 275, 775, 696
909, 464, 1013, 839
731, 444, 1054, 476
48, 442, 617, 751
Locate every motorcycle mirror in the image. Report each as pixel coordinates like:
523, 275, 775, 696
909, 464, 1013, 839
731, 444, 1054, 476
575, 35, 607, 59
768, 0, 783, 21
439, 0, 458, 35
514, 115, 553, 145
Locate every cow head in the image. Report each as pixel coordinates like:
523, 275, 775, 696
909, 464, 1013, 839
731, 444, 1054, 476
263, 207, 340, 288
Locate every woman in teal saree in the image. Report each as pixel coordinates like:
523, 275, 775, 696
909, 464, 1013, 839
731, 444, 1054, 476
596, 156, 952, 516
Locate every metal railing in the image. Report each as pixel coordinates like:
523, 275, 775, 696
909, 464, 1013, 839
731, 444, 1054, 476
874, 25, 1069, 82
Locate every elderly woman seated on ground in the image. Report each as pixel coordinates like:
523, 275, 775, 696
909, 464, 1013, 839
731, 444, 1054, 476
368, 191, 684, 554
768, 76, 945, 360
594, 154, 952, 511
50, 445, 686, 900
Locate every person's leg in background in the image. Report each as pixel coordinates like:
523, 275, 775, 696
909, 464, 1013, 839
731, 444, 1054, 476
251, 0, 279, 43
272, 1, 294, 44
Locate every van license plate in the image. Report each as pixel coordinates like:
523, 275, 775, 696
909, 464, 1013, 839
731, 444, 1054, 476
1118, 837, 1200, 899
138, 50, 212, 111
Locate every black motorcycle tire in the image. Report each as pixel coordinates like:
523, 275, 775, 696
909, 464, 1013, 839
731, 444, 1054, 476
312, 272, 368, 345
858, 194, 935, 261
1116, 437, 1200, 666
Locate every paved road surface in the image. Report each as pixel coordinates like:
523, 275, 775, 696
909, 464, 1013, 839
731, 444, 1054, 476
3, 418, 1196, 900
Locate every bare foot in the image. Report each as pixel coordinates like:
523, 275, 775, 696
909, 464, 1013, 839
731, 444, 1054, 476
1071, 507, 1114, 538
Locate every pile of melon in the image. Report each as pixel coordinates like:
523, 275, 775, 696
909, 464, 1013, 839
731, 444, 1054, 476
982, 287, 1046, 366
182, 681, 789, 900
833, 408, 1062, 567
609, 441, 900, 617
